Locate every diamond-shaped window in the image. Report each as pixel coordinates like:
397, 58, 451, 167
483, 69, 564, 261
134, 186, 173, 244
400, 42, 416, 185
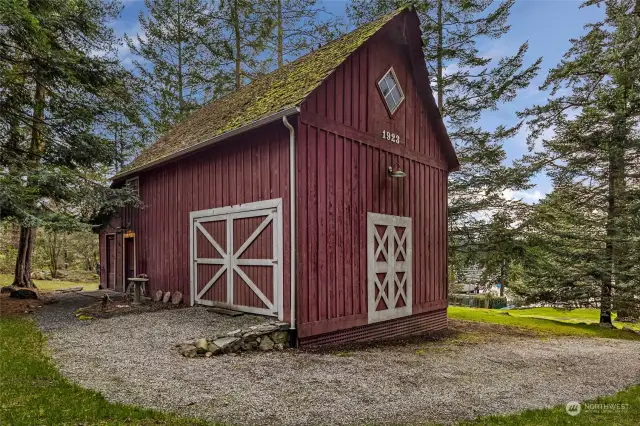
377, 67, 405, 114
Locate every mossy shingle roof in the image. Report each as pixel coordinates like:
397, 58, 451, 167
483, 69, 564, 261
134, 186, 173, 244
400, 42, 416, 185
117, 8, 406, 178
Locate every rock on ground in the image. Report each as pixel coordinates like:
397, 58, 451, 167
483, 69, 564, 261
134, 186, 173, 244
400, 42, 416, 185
37, 308, 640, 426
171, 292, 183, 305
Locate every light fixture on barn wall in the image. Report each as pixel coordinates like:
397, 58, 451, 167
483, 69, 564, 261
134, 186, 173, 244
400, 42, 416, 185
387, 163, 406, 178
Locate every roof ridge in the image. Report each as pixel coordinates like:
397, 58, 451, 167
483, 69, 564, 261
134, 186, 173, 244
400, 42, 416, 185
116, 7, 408, 179
169, 5, 408, 123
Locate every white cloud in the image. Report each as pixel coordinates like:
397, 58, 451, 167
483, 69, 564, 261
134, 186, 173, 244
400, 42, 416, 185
502, 188, 545, 204
113, 21, 146, 69
443, 62, 459, 76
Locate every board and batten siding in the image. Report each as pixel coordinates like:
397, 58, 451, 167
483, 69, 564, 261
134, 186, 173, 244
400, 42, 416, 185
295, 28, 449, 339
101, 122, 293, 323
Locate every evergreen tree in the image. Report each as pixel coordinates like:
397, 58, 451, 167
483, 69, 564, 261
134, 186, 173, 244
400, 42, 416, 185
0, 0, 140, 289
126, 0, 232, 136
347, 1, 541, 280
520, 0, 640, 325
517, 190, 609, 310
267, 0, 343, 68
212, 0, 275, 88
474, 206, 529, 297
102, 73, 151, 173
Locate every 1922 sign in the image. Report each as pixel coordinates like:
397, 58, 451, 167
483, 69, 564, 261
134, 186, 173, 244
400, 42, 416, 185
382, 130, 400, 144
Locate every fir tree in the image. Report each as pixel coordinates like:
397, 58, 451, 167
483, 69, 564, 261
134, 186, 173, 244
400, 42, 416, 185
126, 0, 232, 136
0, 0, 140, 289
517, 190, 610, 310
520, 0, 640, 324
101, 73, 152, 173
267, 0, 343, 68
211, 0, 275, 89
347, 1, 541, 281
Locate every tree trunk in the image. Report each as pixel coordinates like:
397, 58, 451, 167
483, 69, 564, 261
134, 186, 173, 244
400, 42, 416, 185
12, 78, 46, 290
601, 175, 615, 326
233, 0, 242, 89
277, 0, 283, 68
601, 119, 625, 326
436, 0, 444, 113
177, 0, 185, 113
499, 260, 506, 297
48, 231, 59, 279
12, 226, 36, 288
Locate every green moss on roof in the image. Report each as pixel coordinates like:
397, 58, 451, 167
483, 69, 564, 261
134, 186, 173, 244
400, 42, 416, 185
117, 7, 407, 177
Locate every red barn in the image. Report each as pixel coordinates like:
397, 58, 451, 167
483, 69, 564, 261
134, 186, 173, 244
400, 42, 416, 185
99, 7, 459, 347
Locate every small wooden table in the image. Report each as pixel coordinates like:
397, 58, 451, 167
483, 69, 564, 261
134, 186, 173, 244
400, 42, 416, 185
127, 278, 149, 306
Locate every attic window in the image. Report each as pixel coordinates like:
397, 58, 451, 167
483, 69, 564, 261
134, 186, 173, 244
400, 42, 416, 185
377, 67, 404, 114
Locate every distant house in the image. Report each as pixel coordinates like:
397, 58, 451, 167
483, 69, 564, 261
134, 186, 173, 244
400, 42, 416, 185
99, 7, 459, 347
454, 265, 506, 298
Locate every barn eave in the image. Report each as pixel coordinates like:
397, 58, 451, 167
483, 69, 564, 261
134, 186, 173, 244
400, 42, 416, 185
113, 106, 300, 182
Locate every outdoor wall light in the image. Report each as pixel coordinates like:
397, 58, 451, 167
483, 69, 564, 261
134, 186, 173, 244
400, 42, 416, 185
387, 163, 406, 178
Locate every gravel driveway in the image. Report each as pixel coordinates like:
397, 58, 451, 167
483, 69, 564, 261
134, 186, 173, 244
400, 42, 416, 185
38, 301, 640, 425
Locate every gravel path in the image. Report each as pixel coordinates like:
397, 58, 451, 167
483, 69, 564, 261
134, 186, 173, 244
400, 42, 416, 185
37, 305, 640, 425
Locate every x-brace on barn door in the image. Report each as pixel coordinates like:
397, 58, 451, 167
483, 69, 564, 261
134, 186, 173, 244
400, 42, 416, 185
367, 212, 412, 324
190, 199, 284, 320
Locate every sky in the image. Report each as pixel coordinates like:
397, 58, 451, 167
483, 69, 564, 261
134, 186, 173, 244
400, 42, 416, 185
111, 0, 605, 205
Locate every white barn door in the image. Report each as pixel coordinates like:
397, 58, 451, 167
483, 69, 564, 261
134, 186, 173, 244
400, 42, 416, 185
190, 199, 284, 320
367, 213, 412, 324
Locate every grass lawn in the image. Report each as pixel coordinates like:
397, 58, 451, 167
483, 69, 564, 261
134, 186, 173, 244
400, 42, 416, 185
460, 386, 640, 425
448, 306, 640, 340
504, 307, 640, 332
0, 316, 216, 425
0, 273, 98, 292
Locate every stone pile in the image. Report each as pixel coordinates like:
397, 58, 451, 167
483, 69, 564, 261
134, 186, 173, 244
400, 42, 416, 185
178, 321, 290, 357
152, 290, 183, 305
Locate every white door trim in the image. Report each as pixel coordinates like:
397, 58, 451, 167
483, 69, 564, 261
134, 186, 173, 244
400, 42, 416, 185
190, 199, 284, 320
367, 212, 413, 324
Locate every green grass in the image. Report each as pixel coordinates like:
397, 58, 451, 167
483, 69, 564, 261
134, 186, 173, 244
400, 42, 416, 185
459, 386, 640, 425
0, 273, 98, 292
448, 306, 640, 340
503, 307, 640, 332
0, 316, 216, 425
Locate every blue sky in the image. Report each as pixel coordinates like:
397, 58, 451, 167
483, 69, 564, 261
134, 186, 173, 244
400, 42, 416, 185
112, 1, 603, 204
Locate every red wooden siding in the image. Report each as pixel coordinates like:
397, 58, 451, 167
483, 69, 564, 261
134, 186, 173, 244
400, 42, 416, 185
302, 32, 447, 162
98, 16, 451, 344
296, 26, 449, 338
101, 121, 292, 322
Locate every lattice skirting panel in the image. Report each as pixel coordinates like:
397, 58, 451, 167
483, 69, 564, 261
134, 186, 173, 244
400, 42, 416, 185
298, 309, 448, 348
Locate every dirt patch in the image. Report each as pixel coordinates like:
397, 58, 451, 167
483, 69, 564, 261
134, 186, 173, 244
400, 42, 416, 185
0, 293, 48, 316
448, 318, 540, 337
